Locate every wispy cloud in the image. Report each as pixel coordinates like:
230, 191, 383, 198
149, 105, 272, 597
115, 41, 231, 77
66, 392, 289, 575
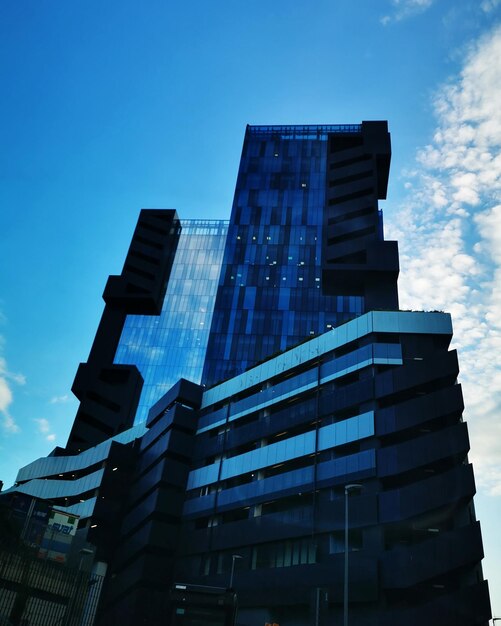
387, 23, 501, 496
34, 418, 50, 433
0, 357, 26, 387
381, 0, 434, 25
0, 352, 25, 434
34, 417, 57, 443
480, 0, 501, 13
49, 394, 70, 404
1, 411, 19, 434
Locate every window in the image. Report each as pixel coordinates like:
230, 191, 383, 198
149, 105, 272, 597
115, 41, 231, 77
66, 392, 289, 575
251, 539, 317, 569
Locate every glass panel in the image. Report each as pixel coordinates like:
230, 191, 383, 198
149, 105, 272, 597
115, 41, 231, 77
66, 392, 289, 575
114, 220, 229, 423
202, 130, 365, 388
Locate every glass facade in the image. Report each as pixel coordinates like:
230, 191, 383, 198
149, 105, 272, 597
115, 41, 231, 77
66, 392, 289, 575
114, 220, 228, 422
202, 126, 366, 387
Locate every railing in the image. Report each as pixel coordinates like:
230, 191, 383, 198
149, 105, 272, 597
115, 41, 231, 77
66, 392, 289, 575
0, 549, 104, 626
247, 124, 362, 139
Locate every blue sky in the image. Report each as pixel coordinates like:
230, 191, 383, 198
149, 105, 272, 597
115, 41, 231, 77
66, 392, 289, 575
1, 0, 501, 615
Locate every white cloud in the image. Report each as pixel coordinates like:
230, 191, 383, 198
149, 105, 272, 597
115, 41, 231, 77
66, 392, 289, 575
49, 394, 70, 404
0, 376, 13, 414
388, 23, 501, 496
2, 412, 19, 434
9, 372, 26, 385
0, 356, 26, 386
481, 0, 501, 12
0, 350, 24, 434
381, 0, 434, 24
34, 418, 50, 434
34, 417, 57, 443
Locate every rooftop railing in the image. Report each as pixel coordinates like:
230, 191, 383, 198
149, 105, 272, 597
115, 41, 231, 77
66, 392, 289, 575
247, 124, 362, 139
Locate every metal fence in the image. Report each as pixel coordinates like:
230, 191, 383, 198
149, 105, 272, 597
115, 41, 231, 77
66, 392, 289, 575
0, 549, 104, 626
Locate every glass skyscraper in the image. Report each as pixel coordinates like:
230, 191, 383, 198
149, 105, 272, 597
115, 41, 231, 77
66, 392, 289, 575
203, 125, 367, 387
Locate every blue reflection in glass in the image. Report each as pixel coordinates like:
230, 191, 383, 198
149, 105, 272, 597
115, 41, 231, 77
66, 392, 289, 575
114, 220, 228, 423
202, 129, 365, 387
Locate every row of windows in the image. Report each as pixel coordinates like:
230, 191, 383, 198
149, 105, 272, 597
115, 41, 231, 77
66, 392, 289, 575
198, 538, 318, 578
234, 193, 327, 223
116, 325, 211, 351
213, 292, 362, 317
244, 133, 329, 157
237, 173, 325, 193
226, 224, 325, 246
195, 530, 362, 579
171, 261, 222, 281
232, 201, 326, 224
188, 431, 376, 494
244, 150, 324, 168
201, 340, 399, 436
194, 530, 363, 578
252, 538, 317, 569
247, 124, 360, 136
207, 296, 363, 330
228, 244, 322, 263
184, 450, 375, 515
222, 265, 325, 286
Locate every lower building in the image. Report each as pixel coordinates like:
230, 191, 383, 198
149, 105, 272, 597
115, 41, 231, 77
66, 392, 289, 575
8, 310, 491, 626
176, 310, 489, 626
0, 492, 104, 626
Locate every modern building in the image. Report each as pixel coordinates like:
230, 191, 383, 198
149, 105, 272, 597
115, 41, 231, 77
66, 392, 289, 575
202, 123, 397, 387
3, 122, 491, 626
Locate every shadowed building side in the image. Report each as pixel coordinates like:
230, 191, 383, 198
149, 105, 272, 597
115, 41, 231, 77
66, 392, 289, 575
66, 209, 181, 453
323, 121, 399, 311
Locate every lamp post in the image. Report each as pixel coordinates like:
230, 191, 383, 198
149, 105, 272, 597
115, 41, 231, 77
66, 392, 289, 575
229, 554, 243, 589
344, 484, 362, 626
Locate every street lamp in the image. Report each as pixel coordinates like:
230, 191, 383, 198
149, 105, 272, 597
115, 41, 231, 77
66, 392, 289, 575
344, 484, 362, 626
229, 554, 243, 589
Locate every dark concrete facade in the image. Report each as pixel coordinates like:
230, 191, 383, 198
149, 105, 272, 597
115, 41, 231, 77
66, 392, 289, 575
323, 121, 399, 310
67, 209, 181, 452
